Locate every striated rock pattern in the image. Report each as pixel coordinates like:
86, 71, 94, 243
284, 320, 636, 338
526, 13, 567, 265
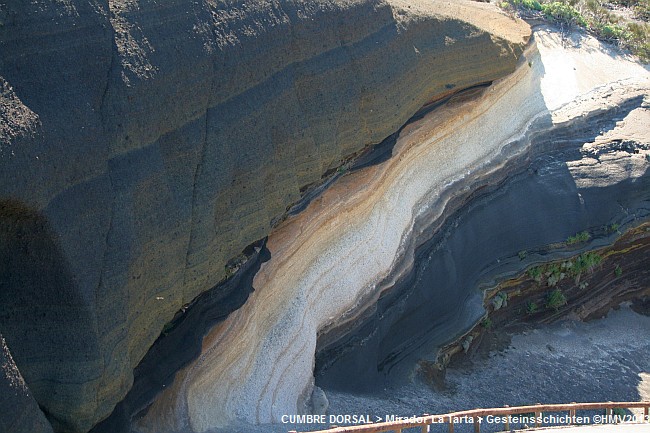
317, 87, 650, 392
0, 1, 529, 431
138, 36, 544, 433
138, 28, 650, 433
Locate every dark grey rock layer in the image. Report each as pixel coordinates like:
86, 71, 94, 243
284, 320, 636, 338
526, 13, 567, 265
315, 94, 650, 391
90, 240, 270, 433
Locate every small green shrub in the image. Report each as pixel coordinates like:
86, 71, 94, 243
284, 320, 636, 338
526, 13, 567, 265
518, 250, 528, 260
575, 252, 602, 272
526, 301, 538, 314
610, 223, 620, 233
545, 263, 565, 287
625, 22, 650, 61
492, 291, 509, 310
546, 288, 567, 311
520, 0, 544, 10
599, 23, 628, 40
567, 252, 602, 283
481, 317, 493, 329
528, 266, 543, 282
566, 231, 590, 245
542, 2, 588, 27
615, 265, 623, 277
547, 272, 564, 287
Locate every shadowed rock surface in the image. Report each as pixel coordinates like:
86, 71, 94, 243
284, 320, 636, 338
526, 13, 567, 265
0, 1, 529, 431
90, 240, 270, 433
0, 334, 53, 433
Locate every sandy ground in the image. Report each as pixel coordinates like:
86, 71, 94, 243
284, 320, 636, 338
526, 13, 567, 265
533, 26, 649, 112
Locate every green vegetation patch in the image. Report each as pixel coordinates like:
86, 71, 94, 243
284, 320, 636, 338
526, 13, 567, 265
526, 301, 539, 314
500, 0, 650, 61
481, 317, 494, 329
526, 252, 602, 286
543, 1, 589, 26
528, 266, 543, 282
614, 264, 623, 276
566, 230, 590, 245
546, 288, 568, 310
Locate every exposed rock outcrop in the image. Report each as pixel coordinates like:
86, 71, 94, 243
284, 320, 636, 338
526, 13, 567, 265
0, 1, 529, 431
138, 31, 544, 433
137, 27, 649, 433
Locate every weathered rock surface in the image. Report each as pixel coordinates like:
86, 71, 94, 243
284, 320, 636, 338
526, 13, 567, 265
137, 27, 649, 433
0, 334, 54, 433
138, 34, 543, 433
0, 1, 529, 431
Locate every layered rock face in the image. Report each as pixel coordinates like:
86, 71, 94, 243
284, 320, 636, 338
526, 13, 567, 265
0, 1, 529, 432
138, 27, 650, 433
138, 33, 543, 433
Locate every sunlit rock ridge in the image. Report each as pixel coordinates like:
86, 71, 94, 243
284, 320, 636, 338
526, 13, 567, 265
0, 1, 530, 432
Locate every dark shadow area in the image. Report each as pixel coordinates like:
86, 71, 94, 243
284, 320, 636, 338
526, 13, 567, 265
90, 239, 270, 433
0, 199, 101, 431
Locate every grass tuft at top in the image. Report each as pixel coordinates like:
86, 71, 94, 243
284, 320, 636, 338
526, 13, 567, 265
500, 0, 650, 61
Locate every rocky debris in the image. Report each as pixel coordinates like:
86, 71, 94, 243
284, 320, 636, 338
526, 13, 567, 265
311, 386, 330, 416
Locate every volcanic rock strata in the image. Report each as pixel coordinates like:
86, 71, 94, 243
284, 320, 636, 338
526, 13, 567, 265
316, 74, 650, 391
0, 1, 529, 431
139, 36, 545, 433
137, 27, 650, 433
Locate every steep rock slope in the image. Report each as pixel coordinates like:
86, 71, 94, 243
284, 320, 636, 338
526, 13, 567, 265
137, 27, 650, 433
0, 1, 529, 432
138, 32, 543, 433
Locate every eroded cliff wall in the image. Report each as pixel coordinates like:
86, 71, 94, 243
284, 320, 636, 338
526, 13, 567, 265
0, 1, 529, 431
137, 27, 650, 433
